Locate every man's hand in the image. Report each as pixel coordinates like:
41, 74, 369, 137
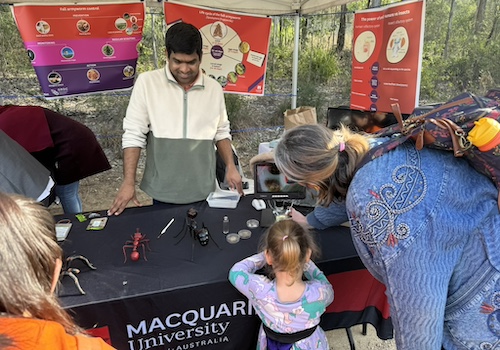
225, 166, 244, 196
215, 139, 244, 196
107, 182, 141, 216
108, 147, 142, 216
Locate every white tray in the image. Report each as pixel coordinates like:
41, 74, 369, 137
206, 190, 240, 209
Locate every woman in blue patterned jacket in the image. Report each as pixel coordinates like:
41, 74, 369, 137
274, 124, 500, 350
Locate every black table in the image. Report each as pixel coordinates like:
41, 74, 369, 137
58, 195, 392, 349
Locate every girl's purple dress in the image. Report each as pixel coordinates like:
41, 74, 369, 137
229, 252, 334, 349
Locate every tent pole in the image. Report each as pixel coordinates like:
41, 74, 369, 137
291, 12, 300, 109
151, 12, 158, 69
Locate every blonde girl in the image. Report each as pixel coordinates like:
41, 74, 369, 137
229, 220, 334, 350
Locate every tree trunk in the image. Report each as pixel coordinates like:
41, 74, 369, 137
301, 16, 309, 46
279, 17, 284, 46
336, 4, 347, 54
485, 3, 499, 46
443, 0, 456, 59
474, 0, 487, 35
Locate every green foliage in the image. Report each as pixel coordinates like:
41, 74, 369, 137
297, 82, 327, 121
267, 43, 293, 82
418, 0, 500, 101
422, 0, 449, 44
275, 98, 292, 122
0, 5, 32, 77
87, 94, 130, 159
224, 93, 249, 129
136, 11, 166, 73
298, 45, 339, 84
332, 50, 353, 99
444, 43, 499, 93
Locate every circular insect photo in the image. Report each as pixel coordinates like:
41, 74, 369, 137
227, 72, 238, 84
115, 18, 127, 31
77, 20, 90, 33
132, 24, 139, 31
102, 44, 115, 57
123, 65, 135, 78
235, 63, 246, 76
217, 75, 228, 88
126, 27, 133, 36
36, 21, 50, 35
211, 21, 227, 39
239, 41, 250, 54
87, 69, 100, 81
123, 13, 130, 20
47, 71, 62, 85
61, 47, 74, 59
27, 50, 35, 61
130, 16, 137, 24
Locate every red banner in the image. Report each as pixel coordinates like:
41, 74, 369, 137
164, 2, 271, 96
350, 0, 425, 114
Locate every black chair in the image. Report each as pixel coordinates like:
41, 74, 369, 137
327, 106, 402, 133
326, 106, 354, 129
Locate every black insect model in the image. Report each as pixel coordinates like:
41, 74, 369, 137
60, 254, 97, 295
174, 207, 220, 261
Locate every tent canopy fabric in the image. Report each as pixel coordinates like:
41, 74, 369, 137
1, 0, 356, 15
155, 0, 355, 15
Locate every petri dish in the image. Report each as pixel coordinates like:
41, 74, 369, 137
246, 219, 259, 228
226, 233, 240, 244
238, 229, 252, 239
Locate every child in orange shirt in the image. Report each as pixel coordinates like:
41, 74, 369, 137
0, 192, 115, 350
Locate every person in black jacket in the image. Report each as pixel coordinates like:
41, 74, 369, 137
0, 105, 111, 213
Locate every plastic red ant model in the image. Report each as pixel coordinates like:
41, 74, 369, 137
123, 228, 151, 263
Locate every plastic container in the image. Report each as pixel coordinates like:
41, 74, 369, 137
468, 117, 500, 152
206, 190, 240, 209
238, 229, 252, 239
222, 215, 230, 235
226, 233, 240, 244
246, 219, 259, 228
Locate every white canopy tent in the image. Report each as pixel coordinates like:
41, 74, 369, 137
3, 0, 359, 107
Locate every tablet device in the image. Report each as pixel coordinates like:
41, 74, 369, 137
253, 162, 306, 200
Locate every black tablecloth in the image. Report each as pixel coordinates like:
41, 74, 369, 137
57, 195, 391, 349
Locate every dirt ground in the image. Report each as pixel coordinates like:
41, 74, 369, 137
48, 162, 151, 216
328, 324, 396, 350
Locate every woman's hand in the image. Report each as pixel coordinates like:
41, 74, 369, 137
289, 208, 312, 228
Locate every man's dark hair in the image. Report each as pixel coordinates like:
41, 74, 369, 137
165, 22, 202, 59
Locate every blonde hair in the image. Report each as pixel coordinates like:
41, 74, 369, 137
0, 192, 78, 334
274, 124, 370, 205
260, 220, 319, 283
